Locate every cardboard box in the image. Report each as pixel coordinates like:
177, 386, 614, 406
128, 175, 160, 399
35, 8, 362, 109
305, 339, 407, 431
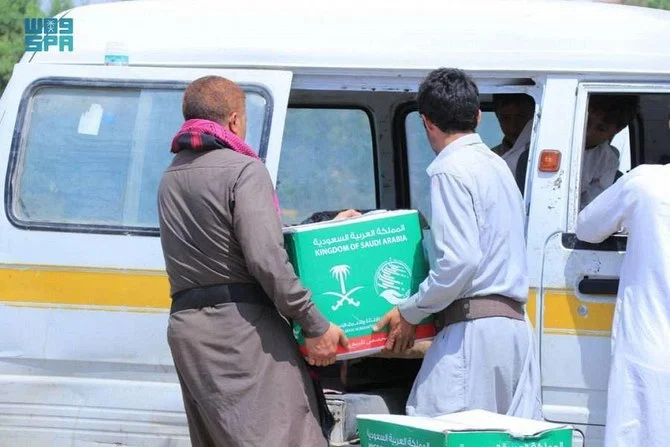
283, 210, 435, 359
357, 410, 573, 447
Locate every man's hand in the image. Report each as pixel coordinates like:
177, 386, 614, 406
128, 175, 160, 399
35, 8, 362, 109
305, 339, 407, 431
304, 324, 349, 367
373, 307, 416, 354
334, 209, 362, 220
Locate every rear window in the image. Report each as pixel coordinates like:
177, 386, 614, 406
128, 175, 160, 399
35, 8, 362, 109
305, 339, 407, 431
9, 84, 269, 233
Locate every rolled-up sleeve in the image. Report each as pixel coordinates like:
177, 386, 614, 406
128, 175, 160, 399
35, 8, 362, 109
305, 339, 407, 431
233, 160, 329, 338
399, 173, 483, 325
576, 172, 628, 244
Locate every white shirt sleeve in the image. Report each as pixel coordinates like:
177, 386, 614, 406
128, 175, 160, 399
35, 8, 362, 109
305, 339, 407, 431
576, 174, 629, 243
399, 173, 483, 325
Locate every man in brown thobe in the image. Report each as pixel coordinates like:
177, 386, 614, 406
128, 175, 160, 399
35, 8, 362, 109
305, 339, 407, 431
158, 76, 348, 447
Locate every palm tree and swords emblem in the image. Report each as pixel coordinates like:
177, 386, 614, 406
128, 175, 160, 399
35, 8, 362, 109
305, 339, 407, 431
325, 260, 412, 311
325, 265, 364, 311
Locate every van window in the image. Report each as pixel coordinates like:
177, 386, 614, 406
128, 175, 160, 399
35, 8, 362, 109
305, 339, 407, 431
10, 85, 269, 232
404, 110, 503, 221
276, 107, 377, 224
577, 92, 670, 211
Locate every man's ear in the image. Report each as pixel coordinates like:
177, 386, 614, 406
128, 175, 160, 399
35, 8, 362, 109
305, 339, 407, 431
421, 114, 437, 132
228, 111, 241, 135
476, 109, 482, 126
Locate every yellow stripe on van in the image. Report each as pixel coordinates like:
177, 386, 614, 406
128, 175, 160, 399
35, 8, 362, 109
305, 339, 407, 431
541, 289, 614, 336
0, 266, 616, 334
0, 266, 170, 311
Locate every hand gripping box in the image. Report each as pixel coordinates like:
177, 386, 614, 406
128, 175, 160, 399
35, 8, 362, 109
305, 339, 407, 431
357, 410, 573, 447
283, 210, 435, 360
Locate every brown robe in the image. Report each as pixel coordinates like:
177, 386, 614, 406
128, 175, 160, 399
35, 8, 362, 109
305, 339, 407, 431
158, 148, 329, 447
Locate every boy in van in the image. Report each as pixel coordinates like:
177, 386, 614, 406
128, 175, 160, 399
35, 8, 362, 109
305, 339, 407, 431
511, 94, 639, 201
491, 93, 535, 157
580, 94, 639, 208
491, 94, 534, 189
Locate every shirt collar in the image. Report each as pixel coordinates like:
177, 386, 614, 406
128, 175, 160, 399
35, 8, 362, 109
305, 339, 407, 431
427, 133, 483, 175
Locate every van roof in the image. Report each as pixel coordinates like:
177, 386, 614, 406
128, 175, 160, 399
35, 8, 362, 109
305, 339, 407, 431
29, 0, 670, 76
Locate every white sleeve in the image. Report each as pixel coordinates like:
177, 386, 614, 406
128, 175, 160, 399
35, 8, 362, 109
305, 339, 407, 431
399, 173, 482, 325
576, 173, 629, 243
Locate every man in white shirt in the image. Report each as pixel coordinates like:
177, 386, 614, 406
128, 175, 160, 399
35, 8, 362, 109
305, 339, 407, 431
491, 94, 534, 184
576, 163, 670, 447
579, 95, 639, 209
375, 68, 542, 419
502, 119, 532, 178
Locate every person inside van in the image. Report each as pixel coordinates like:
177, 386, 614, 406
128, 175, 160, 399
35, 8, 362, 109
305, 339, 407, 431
374, 68, 542, 420
512, 94, 639, 200
491, 93, 535, 157
491, 94, 534, 191
580, 94, 639, 208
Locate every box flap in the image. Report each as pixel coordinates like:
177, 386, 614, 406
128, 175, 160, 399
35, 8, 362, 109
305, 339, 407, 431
435, 410, 571, 438
282, 209, 417, 234
357, 414, 456, 433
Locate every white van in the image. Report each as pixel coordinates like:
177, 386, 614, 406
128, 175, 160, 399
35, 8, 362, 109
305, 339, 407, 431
1, 0, 669, 445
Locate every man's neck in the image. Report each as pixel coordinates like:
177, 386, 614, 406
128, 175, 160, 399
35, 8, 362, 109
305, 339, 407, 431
435, 131, 474, 155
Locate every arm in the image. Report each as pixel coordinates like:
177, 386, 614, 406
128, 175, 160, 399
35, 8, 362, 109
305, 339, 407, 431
233, 160, 329, 338
398, 173, 483, 325
576, 173, 629, 243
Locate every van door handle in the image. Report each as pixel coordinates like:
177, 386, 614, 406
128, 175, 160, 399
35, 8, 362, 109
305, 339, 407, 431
578, 277, 619, 296
562, 233, 627, 252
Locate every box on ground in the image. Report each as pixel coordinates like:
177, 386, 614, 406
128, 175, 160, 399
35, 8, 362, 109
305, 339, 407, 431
283, 210, 435, 360
357, 410, 573, 447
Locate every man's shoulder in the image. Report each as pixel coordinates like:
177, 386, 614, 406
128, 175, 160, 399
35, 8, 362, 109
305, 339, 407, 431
206, 148, 258, 166
624, 164, 665, 186
595, 142, 620, 166
429, 145, 493, 185
197, 149, 263, 176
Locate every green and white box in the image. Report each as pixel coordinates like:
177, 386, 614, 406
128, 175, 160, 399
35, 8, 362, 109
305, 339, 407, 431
358, 410, 573, 447
283, 210, 435, 360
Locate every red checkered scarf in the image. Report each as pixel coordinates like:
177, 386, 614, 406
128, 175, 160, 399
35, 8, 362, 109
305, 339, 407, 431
171, 119, 280, 215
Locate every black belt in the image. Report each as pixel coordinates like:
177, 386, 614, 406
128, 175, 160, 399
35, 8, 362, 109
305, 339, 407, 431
170, 283, 274, 315
437, 295, 525, 329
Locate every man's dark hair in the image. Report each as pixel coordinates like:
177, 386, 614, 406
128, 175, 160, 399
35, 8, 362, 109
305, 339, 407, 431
589, 94, 640, 130
492, 93, 535, 111
417, 68, 479, 133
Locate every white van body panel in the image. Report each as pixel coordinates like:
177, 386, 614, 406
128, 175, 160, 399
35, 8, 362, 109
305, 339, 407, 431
0, 63, 292, 445
2, 1, 670, 446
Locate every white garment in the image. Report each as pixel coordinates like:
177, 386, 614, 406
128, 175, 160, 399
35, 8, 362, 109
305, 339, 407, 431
580, 141, 619, 209
399, 133, 541, 419
501, 119, 532, 174
406, 317, 542, 419
576, 164, 670, 447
